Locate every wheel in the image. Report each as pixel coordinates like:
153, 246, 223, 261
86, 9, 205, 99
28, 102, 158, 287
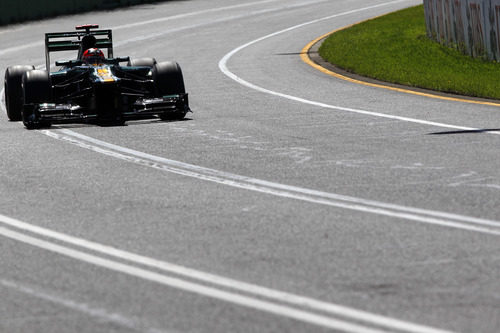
4, 65, 35, 121
153, 61, 185, 95
153, 61, 188, 121
22, 70, 51, 129
127, 57, 157, 67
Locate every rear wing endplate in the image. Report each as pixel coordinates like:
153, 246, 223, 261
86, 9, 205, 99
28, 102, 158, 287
45, 27, 113, 70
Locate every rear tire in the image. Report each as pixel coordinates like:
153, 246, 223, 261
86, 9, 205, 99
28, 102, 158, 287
22, 70, 51, 129
153, 61, 188, 121
4, 65, 35, 121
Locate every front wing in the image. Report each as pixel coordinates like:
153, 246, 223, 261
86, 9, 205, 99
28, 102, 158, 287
35, 94, 190, 123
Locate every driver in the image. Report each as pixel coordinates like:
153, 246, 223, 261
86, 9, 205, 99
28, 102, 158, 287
82, 48, 105, 64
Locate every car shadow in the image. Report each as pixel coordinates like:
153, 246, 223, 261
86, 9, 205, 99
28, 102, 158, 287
40, 117, 192, 130
428, 128, 500, 135
124, 117, 192, 126
274, 52, 311, 56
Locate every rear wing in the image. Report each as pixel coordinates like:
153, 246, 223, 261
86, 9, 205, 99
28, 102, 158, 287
45, 25, 113, 70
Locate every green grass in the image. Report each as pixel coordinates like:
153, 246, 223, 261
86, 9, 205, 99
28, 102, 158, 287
318, 5, 500, 100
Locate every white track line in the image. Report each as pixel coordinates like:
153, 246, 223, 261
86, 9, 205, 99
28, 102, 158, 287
111, 0, 282, 30
0, 226, 383, 333
0, 0, 277, 56
0, 0, 327, 57
0, 2, 497, 233
0, 218, 454, 333
1, 70, 471, 333
218, 0, 500, 135
0, 2, 483, 332
112, 0, 331, 49
41, 128, 500, 237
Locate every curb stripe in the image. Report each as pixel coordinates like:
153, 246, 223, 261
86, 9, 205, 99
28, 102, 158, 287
301, 24, 500, 108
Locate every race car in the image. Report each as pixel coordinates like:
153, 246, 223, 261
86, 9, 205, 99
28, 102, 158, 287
4, 24, 190, 129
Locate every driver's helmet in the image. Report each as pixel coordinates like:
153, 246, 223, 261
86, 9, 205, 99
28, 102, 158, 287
82, 48, 105, 64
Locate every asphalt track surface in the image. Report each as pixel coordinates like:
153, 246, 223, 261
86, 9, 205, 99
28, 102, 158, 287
1, 0, 499, 332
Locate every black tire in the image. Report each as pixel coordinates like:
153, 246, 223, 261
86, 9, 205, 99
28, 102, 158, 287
4, 65, 35, 121
153, 61, 188, 121
153, 61, 185, 95
128, 57, 157, 67
22, 70, 51, 129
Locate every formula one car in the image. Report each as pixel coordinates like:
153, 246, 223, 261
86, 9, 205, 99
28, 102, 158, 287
4, 24, 190, 129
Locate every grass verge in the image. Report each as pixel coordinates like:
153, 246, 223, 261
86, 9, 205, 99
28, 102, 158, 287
318, 5, 500, 100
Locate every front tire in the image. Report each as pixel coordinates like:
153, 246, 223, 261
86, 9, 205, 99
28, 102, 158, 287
153, 61, 188, 121
4, 65, 35, 121
22, 70, 51, 129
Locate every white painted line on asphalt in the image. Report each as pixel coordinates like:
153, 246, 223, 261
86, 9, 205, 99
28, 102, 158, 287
111, 0, 282, 30
1, 0, 275, 56
0, 220, 454, 333
0, 2, 483, 332
0, 0, 326, 57
41, 128, 500, 238
1, 0, 495, 135
112, 0, 331, 50
218, 0, 500, 135
0, 41, 45, 57
1, 1, 498, 234
0, 225, 424, 333
0, 279, 168, 333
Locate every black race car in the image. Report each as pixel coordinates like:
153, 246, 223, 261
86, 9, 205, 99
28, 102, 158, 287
4, 24, 190, 129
